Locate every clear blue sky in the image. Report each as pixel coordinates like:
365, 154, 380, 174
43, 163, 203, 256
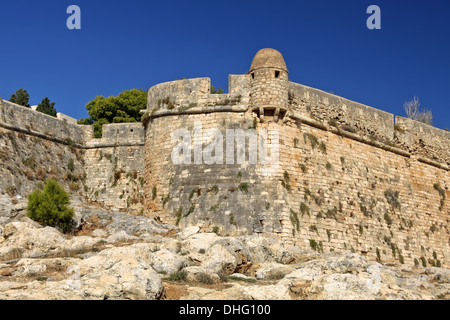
0, 0, 449, 129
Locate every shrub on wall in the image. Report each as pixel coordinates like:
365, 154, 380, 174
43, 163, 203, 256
27, 179, 74, 233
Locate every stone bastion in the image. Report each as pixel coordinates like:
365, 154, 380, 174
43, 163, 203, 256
142, 48, 449, 267
0, 48, 449, 267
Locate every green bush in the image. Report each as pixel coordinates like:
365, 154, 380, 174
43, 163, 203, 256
67, 158, 75, 172
376, 248, 381, 262
27, 179, 74, 233
167, 270, 187, 282
196, 272, 214, 284
238, 182, 249, 194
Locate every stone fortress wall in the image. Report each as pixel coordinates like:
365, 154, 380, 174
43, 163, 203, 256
0, 98, 145, 214
0, 48, 448, 267
143, 49, 449, 267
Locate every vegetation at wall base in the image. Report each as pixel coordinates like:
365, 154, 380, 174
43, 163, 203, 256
27, 179, 75, 233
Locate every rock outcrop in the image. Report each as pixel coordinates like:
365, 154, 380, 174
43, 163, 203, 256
0, 199, 449, 300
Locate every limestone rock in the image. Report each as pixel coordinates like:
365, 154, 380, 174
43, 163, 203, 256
105, 211, 174, 236
181, 232, 219, 254
306, 273, 381, 300
177, 226, 200, 240
0, 258, 165, 300
91, 229, 108, 238
0, 217, 448, 301
254, 262, 295, 280
240, 284, 291, 300
201, 243, 238, 275
229, 273, 256, 282
151, 249, 186, 274
78, 243, 155, 274
13, 259, 47, 277
279, 246, 320, 265
81, 257, 165, 300
183, 266, 221, 283
238, 234, 281, 263
159, 238, 181, 254
0, 246, 23, 261
106, 230, 138, 243
185, 283, 290, 300
62, 236, 100, 252
209, 237, 253, 274
2, 222, 65, 256
425, 267, 450, 283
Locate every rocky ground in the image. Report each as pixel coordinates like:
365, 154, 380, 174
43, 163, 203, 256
0, 194, 449, 300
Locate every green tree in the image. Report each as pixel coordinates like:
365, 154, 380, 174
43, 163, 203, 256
9, 89, 30, 107
36, 97, 57, 117
210, 86, 224, 94
27, 179, 74, 233
78, 89, 147, 138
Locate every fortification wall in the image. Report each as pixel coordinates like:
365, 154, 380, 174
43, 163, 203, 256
395, 116, 450, 166
143, 75, 449, 267
144, 107, 449, 266
144, 111, 282, 234
0, 99, 89, 197
56, 112, 78, 125
276, 116, 449, 267
289, 82, 395, 143
0, 99, 145, 213
228, 74, 251, 97
83, 123, 145, 213
0, 99, 93, 143
1, 57, 448, 267
288, 82, 450, 166
146, 78, 248, 116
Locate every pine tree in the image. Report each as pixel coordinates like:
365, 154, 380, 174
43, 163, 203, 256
36, 97, 57, 117
9, 89, 30, 107
27, 179, 74, 233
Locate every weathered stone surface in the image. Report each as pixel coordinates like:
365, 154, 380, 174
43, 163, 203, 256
62, 236, 100, 251
177, 226, 200, 240
239, 284, 291, 300
306, 273, 381, 300
2, 222, 65, 256
0, 161, 448, 303
425, 267, 450, 283
13, 259, 47, 277
80, 257, 164, 300
0, 217, 448, 300
238, 234, 281, 263
106, 231, 138, 243
151, 249, 187, 274
254, 262, 294, 280
196, 237, 253, 275
201, 243, 238, 275
91, 229, 108, 238
182, 283, 290, 300
183, 266, 221, 283
181, 233, 219, 256
229, 273, 256, 281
